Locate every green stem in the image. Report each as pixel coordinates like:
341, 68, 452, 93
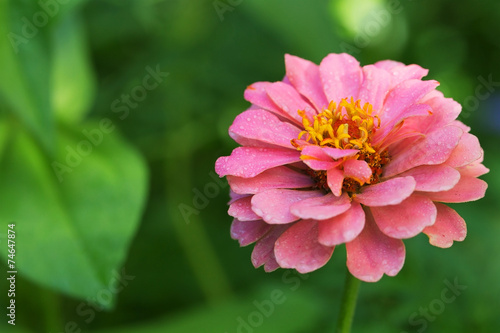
336, 270, 361, 333
166, 157, 232, 305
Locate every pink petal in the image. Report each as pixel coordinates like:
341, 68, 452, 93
408, 92, 462, 133
229, 191, 248, 204
376, 125, 424, 152
289, 139, 310, 150
374, 103, 433, 144
290, 193, 351, 220
266, 81, 317, 123
215, 147, 301, 178
381, 130, 423, 157
252, 225, 288, 269
228, 133, 280, 150
327, 167, 345, 196
251, 189, 323, 224
228, 196, 261, 221
425, 93, 461, 125
390, 64, 429, 81
450, 120, 470, 133
358, 65, 391, 112
263, 252, 280, 272
302, 145, 358, 160
384, 125, 463, 177
301, 156, 340, 171
227, 166, 315, 194
423, 203, 466, 248
318, 201, 365, 246
398, 165, 460, 192
231, 219, 272, 246
275, 220, 334, 273
354, 176, 416, 207
374, 61, 429, 89
457, 162, 489, 178
379, 79, 439, 125
425, 176, 488, 203
445, 133, 483, 168
300, 145, 357, 170
370, 194, 437, 239
229, 109, 301, 149
244, 82, 281, 114
287, 161, 310, 171
285, 54, 328, 111
343, 159, 372, 185
346, 210, 405, 282
300, 145, 333, 164
373, 59, 405, 71
322, 146, 360, 159
320, 53, 362, 102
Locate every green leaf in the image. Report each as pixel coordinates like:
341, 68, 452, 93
0, 115, 10, 160
93, 284, 324, 333
0, 121, 148, 308
51, 12, 96, 124
0, 0, 54, 153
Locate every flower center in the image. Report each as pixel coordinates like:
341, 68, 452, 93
295, 98, 379, 152
292, 98, 390, 194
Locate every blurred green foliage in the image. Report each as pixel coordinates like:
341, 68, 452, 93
0, 0, 499, 332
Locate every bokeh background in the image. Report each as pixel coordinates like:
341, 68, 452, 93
1, 0, 499, 332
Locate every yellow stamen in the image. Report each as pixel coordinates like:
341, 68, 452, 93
296, 98, 379, 152
295, 98, 389, 193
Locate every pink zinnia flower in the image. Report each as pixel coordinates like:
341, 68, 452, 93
215, 53, 488, 282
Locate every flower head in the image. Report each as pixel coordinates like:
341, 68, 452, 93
215, 53, 488, 282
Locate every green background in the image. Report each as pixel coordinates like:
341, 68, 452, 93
0, 0, 499, 332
